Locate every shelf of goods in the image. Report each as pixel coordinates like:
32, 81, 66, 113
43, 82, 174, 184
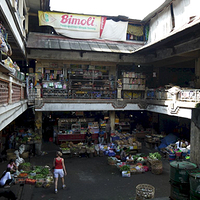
88, 122, 99, 133
42, 88, 68, 98
57, 133, 98, 144
69, 68, 116, 99
119, 122, 130, 133
122, 72, 145, 91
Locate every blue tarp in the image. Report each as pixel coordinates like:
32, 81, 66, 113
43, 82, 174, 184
158, 133, 178, 150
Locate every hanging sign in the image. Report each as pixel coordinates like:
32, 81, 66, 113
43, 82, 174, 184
38, 11, 106, 39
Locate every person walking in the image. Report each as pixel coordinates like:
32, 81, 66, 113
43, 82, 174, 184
53, 151, 67, 194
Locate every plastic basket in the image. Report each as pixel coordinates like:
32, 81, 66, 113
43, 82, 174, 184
122, 171, 131, 177
136, 184, 155, 199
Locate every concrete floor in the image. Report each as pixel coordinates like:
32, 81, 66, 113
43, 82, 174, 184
0, 142, 171, 200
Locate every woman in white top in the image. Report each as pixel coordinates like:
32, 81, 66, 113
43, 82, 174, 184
0, 168, 12, 188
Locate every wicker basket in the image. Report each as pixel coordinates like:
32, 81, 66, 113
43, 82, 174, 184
7, 154, 17, 160
136, 184, 155, 200
20, 151, 29, 159
108, 158, 117, 165
151, 165, 163, 175
6, 149, 15, 153
151, 160, 163, 175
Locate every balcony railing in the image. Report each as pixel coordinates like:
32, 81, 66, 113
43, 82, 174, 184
0, 80, 9, 104
26, 87, 198, 102
0, 77, 25, 106
146, 89, 173, 100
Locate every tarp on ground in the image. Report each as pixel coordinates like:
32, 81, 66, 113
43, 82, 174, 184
158, 133, 178, 150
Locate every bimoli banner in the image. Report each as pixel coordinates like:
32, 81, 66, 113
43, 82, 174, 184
38, 11, 106, 39
38, 11, 128, 41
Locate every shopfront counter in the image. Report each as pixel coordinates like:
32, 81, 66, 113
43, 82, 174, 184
57, 133, 99, 144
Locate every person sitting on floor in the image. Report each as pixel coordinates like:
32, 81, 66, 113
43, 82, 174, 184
120, 147, 127, 162
126, 154, 134, 163
98, 127, 105, 144
86, 128, 92, 145
0, 168, 13, 188
7, 159, 18, 173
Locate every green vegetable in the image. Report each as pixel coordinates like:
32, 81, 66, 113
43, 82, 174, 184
20, 162, 31, 167
120, 165, 130, 171
137, 157, 144, 161
41, 168, 49, 176
149, 152, 162, 160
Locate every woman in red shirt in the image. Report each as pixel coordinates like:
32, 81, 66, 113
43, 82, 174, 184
53, 151, 67, 194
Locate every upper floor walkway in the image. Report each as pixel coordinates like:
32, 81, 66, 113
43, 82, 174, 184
0, 62, 27, 131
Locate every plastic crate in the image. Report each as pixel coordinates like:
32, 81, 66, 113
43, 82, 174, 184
14, 178, 25, 184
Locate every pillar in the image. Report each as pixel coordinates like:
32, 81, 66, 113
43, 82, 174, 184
35, 111, 42, 135
195, 58, 200, 88
190, 109, 200, 167
35, 111, 42, 155
109, 111, 115, 131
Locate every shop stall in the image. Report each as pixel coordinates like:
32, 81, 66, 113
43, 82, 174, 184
56, 118, 99, 144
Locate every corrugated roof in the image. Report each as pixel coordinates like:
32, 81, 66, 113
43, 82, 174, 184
26, 32, 145, 54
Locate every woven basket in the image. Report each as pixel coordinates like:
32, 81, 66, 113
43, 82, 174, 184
6, 149, 15, 153
108, 158, 117, 165
20, 151, 29, 159
7, 154, 16, 160
136, 184, 155, 199
151, 165, 163, 175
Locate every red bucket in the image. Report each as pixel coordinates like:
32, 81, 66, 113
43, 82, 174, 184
175, 152, 182, 157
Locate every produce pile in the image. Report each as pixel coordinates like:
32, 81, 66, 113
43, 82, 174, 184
148, 152, 162, 160
16, 130, 42, 144
108, 151, 162, 176
15, 162, 53, 188
60, 142, 95, 154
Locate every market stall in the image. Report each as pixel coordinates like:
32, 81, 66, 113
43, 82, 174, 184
14, 162, 53, 188
56, 118, 99, 144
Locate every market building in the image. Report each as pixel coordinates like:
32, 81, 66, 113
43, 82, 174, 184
1, 0, 200, 165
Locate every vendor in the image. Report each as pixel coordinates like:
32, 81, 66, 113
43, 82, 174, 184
0, 168, 13, 188
126, 154, 134, 163
98, 127, 105, 144
175, 139, 182, 149
120, 147, 127, 162
7, 159, 18, 173
85, 128, 92, 145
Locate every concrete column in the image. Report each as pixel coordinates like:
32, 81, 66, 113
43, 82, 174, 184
35, 111, 42, 135
35, 84, 41, 98
195, 58, 200, 88
35, 111, 42, 155
190, 109, 200, 167
117, 88, 122, 99
109, 111, 115, 131
18, 0, 24, 28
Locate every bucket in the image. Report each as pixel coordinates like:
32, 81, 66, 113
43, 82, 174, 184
170, 161, 197, 184
170, 181, 189, 200
190, 194, 200, 200
175, 151, 182, 158
189, 169, 200, 198
169, 153, 176, 161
